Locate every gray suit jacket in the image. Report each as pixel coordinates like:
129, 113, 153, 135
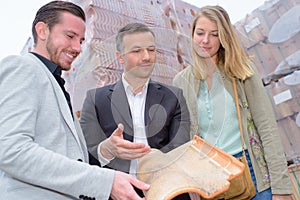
0, 53, 114, 200
80, 79, 190, 173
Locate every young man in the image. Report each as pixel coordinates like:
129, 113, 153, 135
80, 22, 191, 199
0, 2, 148, 200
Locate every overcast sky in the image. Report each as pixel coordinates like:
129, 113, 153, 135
0, 0, 265, 61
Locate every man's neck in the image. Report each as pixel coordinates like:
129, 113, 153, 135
124, 74, 148, 94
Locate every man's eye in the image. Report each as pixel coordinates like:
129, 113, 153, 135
131, 49, 141, 53
148, 47, 156, 52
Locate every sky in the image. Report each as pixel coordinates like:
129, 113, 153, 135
0, 0, 265, 61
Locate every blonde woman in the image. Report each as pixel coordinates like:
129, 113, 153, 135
173, 5, 294, 200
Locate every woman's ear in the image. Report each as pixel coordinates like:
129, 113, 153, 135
116, 51, 125, 64
35, 22, 49, 41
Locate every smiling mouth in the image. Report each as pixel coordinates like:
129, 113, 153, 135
66, 52, 76, 59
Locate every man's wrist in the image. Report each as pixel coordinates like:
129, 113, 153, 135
97, 141, 115, 166
99, 140, 115, 159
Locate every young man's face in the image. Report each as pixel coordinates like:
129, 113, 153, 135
45, 12, 86, 70
118, 31, 156, 80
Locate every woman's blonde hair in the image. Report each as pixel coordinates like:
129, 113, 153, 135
190, 5, 253, 80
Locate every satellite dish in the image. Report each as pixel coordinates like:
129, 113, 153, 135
275, 50, 300, 75
268, 5, 300, 43
258, 0, 280, 11
284, 71, 300, 86
263, 50, 300, 86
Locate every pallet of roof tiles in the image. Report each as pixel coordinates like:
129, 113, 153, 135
88, 8, 128, 39
276, 115, 300, 162
235, 0, 299, 47
205, 0, 300, 77
89, 38, 120, 68
234, 0, 299, 78
265, 79, 300, 120
69, 0, 202, 113
72, 67, 122, 114
162, 0, 198, 36
153, 28, 179, 52
262, 50, 300, 86
263, 49, 300, 121
288, 164, 300, 200
93, 67, 122, 86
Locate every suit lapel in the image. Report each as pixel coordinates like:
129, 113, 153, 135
108, 80, 134, 137
49, 76, 78, 139
30, 54, 82, 148
145, 81, 164, 128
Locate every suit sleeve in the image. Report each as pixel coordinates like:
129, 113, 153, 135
80, 89, 108, 161
161, 87, 191, 152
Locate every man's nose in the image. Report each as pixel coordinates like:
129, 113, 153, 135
142, 49, 150, 60
72, 40, 82, 53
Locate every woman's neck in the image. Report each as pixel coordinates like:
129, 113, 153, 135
204, 57, 218, 77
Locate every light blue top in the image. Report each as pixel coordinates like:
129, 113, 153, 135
197, 71, 243, 155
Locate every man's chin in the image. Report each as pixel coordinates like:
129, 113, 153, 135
59, 62, 72, 71
58, 66, 70, 71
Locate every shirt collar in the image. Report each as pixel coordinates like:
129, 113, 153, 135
121, 73, 149, 95
31, 52, 61, 76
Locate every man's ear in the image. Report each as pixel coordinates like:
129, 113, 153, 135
35, 22, 49, 41
116, 51, 125, 64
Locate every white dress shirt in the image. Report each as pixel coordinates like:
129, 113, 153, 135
97, 74, 149, 177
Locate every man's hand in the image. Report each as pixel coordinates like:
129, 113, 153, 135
100, 123, 150, 160
110, 171, 150, 200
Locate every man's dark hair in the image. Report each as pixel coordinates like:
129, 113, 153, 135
32, 1, 85, 45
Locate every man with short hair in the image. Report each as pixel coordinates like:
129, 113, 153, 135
0, 2, 148, 200
80, 22, 191, 199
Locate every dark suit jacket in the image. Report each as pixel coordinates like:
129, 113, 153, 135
80, 79, 190, 173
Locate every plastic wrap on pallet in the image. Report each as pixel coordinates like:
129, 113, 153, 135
66, 0, 198, 112
234, 0, 300, 161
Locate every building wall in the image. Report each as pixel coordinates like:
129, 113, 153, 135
67, 0, 198, 113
